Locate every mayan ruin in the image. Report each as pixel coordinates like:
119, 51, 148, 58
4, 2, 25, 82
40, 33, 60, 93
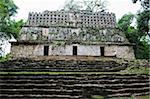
10, 10, 135, 59
0, 0, 149, 99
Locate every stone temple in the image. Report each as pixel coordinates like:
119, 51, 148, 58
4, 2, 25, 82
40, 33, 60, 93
10, 10, 135, 59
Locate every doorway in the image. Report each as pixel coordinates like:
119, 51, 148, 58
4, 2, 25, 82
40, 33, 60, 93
100, 47, 105, 56
73, 46, 77, 55
44, 46, 49, 56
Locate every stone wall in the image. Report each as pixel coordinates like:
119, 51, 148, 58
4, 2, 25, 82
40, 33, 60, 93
20, 27, 128, 43
105, 45, 135, 59
26, 10, 116, 28
11, 44, 43, 58
11, 44, 135, 59
49, 44, 100, 56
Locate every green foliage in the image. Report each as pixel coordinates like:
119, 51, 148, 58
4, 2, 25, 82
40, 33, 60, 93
137, 10, 150, 36
135, 40, 150, 59
93, 95, 149, 99
0, 54, 11, 62
117, 13, 135, 32
117, 13, 150, 59
121, 66, 150, 74
118, 1, 150, 59
0, 0, 23, 39
6, 19, 24, 39
0, 0, 24, 56
92, 95, 104, 99
126, 26, 139, 43
110, 95, 150, 99
0, 0, 17, 18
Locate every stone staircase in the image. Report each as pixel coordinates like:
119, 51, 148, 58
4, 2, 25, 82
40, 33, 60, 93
0, 58, 149, 99
0, 58, 127, 72
0, 74, 149, 99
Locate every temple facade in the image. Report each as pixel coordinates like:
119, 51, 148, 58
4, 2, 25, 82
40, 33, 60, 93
10, 10, 135, 59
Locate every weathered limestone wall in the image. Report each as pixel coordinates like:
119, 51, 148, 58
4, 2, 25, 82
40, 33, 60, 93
20, 27, 127, 43
27, 10, 116, 28
11, 45, 43, 58
78, 45, 100, 56
49, 44, 100, 56
11, 44, 135, 59
117, 46, 135, 59
105, 45, 135, 59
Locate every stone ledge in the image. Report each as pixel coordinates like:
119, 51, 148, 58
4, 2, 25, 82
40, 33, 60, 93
10, 40, 135, 46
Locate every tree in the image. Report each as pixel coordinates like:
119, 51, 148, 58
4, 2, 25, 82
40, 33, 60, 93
7, 20, 24, 39
132, 0, 149, 10
62, 0, 107, 12
117, 13, 135, 32
137, 10, 150, 36
117, 14, 139, 43
83, 0, 107, 12
63, 0, 82, 11
132, 0, 150, 59
0, 0, 24, 57
117, 13, 150, 59
0, 0, 18, 38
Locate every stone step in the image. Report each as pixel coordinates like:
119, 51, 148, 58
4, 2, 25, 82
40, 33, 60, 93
0, 69, 122, 72
0, 79, 148, 84
0, 65, 124, 69
0, 72, 149, 80
107, 91, 150, 98
0, 63, 120, 67
0, 74, 149, 98
0, 64, 120, 67
0, 78, 149, 84
65, 83, 149, 87
0, 89, 82, 95
0, 64, 126, 72
1, 83, 148, 91
105, 87, 149, 93
0, 94, 83, 99
1, 82, 149, 86
0, 74, 148, 78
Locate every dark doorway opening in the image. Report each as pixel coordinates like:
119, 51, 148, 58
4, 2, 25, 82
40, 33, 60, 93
100, 47, 105, 56
73, 46, 77, 55
44, 46, 49, 56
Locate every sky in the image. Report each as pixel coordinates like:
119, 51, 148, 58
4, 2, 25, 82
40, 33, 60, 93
13, 0, 141, 21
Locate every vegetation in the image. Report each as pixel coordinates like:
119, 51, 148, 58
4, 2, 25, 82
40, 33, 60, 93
0, 54, 11, 62
92, 95, 104, 99
107, 95, 149, 99
132, 0, 149, 10
117, 0, 150, 59
92, 95, 150, 99
62, 0, 107, 12
0, 0, 24, 57
0, 0, 21, 38
110, 95, 150, 99
117, 4, 150, 59
121, 66, 150, 74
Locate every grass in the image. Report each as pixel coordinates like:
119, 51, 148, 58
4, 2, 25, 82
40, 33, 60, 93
120, 66, 150, 74
0, 54, 11, 63
110, 95, 150, 99
92, 95, 104, 99
91, 95, 150, 99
